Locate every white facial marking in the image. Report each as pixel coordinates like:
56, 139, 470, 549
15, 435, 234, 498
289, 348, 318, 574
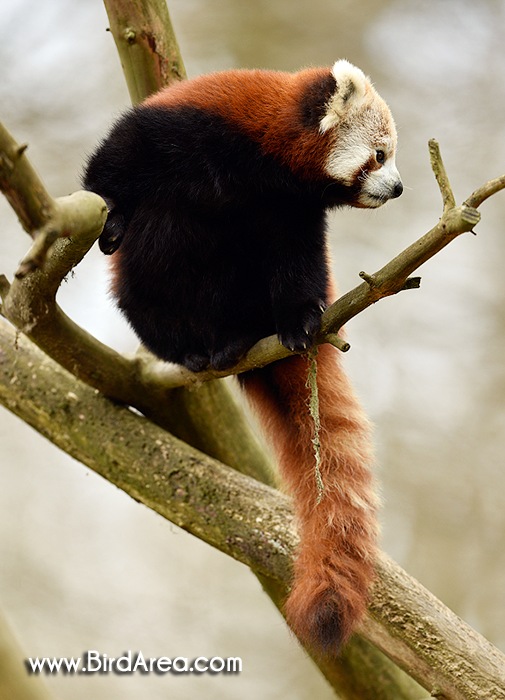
325, 128, 373, 184
357, 161, 400, 207
320, 61, 401, 207
358, 156, 401, 207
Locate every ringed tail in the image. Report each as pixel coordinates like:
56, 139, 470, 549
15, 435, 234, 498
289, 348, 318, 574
241, 342, 379, 653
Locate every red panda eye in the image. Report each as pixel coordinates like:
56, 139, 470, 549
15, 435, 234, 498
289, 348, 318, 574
375, 149, 386, 164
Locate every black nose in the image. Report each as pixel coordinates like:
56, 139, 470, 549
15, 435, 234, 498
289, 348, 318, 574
392, 181, 403, 198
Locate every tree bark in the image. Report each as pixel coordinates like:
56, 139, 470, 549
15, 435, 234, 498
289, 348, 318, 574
103, 0, 186, 103
1, 316, 504, 700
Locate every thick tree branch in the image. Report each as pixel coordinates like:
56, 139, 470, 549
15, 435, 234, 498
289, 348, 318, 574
103, 0, 186, 103
1, 317, 504, 700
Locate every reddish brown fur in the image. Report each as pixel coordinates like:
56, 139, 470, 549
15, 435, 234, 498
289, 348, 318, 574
145, 68, 334, 179
123, 71, 380, 651
242, 274, 378, 652
109, 247, 123, 299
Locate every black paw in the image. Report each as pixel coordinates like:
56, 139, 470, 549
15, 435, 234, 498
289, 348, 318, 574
277, 299, 326, 353
99, 212, 125, 255
210, 338, 255, 371
183, 353, 211, 373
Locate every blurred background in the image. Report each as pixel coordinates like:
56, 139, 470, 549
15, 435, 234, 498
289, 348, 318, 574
1, 1, 504, 698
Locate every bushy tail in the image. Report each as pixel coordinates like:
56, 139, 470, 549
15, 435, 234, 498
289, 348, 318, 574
241, 344, 379, 653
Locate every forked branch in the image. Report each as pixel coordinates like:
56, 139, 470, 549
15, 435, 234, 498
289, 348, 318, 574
0, 123, 107, 279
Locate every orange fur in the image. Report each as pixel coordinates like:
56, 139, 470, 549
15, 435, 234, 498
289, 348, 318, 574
145, 68, 333, 179
241, 275, 378, 653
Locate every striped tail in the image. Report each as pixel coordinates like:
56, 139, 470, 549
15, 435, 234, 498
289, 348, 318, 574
241, 343, 379, 653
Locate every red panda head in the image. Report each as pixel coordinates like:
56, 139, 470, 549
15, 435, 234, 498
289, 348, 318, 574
320, 60, 402, 208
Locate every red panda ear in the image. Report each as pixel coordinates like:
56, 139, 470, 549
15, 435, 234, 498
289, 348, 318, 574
320, 60, 369, 133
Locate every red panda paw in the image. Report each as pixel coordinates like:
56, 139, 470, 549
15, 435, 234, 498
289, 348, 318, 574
182, 353, 211, 373
276, 299, 326, 353
209, 338, 254, 371
99, 210, 126, 255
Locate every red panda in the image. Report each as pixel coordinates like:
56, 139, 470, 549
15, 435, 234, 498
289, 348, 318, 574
83, 60, 402, 653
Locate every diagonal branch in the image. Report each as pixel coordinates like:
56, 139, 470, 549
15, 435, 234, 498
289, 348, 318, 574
1, 317, 504, 700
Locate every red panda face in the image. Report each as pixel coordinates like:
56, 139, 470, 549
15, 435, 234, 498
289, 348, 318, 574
320, 60, 402, 208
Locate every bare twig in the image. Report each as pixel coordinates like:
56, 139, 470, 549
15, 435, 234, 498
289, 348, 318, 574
137, 140, 502, 389
464, 174, 505, 209
0, 123, 107, 278
429, 138, 456, 211
0, 122, 54, 236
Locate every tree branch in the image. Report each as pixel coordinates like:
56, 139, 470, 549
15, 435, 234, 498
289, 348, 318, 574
103, 0, 186, 103
1, 317, 504, 700
0, 122, 107, 278
0, 123, 54, 237
429, 137, 456, 211
464, 173, 505, 209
